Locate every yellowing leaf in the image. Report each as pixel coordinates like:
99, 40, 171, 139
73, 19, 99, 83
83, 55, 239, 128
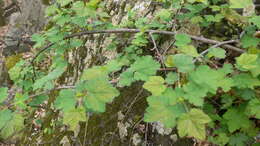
63, 107, 87, 131
143, 76, 166, 96
229, 0, 253, 9
165, 55, 175, 67
81, 66, 108, 81
178, 45, 199, 57
236, 53, 258, 70
156, 9, 172, 21
177, 109, 211, 140
236, 53, 260, 77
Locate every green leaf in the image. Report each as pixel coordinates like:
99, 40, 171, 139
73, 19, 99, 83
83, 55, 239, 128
173, 54, 195, 73
241, 34, 260, 48
207, 47, 226, 59
182, 82, 208, 106
31, 34, 46, 48
174, 34, 191, 47
0, 113, 24, 139
72, 1, 94, 17
70, 39, 83, 48
144, 89, 186, 128
188, 0, 208, 5
229, 0, 253, 9
71, 16, 88, 27
86, 0, 101, 9
232, 73, 260, 89
82, 59, 125, 82
104, 58, 127, 72
249, 16, 260, 29
221, 94, 236, 109
33, 61, 67, 90
216, 133, 230, 146
8, 60, 25, 82
236, 88, 255, 100
57, 0, 73, 7
220, 63, 233, 74
177, 45, 199, 57
165, 72, 178, 84
177, 108, 211, 140
84, 78, 119, 112
223, 108, 252, 133
209, 133, 229, 146
191, 16, 204, 24
63, 107, 87, 131
45, 28, 65, 43
143, 76, 166, 96
246, 98, 260, 119
205, 14, 224, 22
132, 33, 149, 47
0, 87, 8, 103
118, 70, 135, 87
45, 5, 58, 16
54, 89, 76, 112
156, 9, 172, 21
130, 56, 160, 81
229, 133, 249, 146
14, 93, 29, 109
189, 65, 234, 93
54, 15, 71, 26
166, 54, 195, 73
0, 109, 12, 130
28, 95, 49, 107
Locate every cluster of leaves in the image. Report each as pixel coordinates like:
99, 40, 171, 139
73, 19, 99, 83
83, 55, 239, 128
0, 0, 260, 145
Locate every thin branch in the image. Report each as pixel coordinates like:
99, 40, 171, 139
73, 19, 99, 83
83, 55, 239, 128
28, 78, 119, 99
149, 32, 164, 64
26, 66, 173, 99
124, 88, 144, 117
158, 67, 176, 71
29, 85, 75, 98
149, 32, 158, 51
31, 28, 245, 63
193, 40, 238, 63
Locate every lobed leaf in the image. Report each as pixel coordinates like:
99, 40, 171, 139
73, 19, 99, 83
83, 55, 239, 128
177, 108, 211, 140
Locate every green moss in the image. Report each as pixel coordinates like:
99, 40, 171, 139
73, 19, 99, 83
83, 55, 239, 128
5, 54, 22, 70
41, 0, 51, 5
